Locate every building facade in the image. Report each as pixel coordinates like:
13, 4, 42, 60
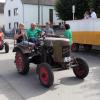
0, 3, 5, 27
4, 0, 60, 31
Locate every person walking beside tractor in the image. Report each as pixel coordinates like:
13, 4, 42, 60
63, 24, 73, 45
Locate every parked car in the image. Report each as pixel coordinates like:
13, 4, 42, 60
0, 29, 9, 53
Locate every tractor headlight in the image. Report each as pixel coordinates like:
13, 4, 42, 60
64, 57, 71, 63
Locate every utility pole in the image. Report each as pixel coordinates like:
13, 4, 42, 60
72, 5, 75, 20
38, 0, 40, 25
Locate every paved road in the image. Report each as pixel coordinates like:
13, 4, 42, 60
0, 39, 100, 100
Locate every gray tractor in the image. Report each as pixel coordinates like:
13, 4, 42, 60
13, 36, 89, 88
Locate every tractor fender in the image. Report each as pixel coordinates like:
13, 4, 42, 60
13, 46, 22, 53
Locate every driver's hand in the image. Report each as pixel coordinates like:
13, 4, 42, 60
14, 34, 18, 39
41, 31, 46, 37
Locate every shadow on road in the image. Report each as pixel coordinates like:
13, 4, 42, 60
0, 53, 100, 100
0, 51, 6, 54
0, 59, 60, 100
59, 76, 84, 86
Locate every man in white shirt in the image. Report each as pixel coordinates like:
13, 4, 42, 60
90, 9, 97, 19
43, 22, 55, 36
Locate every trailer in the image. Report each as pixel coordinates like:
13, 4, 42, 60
66, 19, 100, 51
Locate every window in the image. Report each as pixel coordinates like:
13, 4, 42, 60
49, 9, 53, 24
9, 23, 11, 29
8, 10, 11, 16
14, 22, 19, 28
14, 8, 18, 16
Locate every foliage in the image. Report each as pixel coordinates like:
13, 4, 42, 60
55, 0, 91, 20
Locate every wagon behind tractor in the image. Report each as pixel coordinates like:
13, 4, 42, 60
13, 36, 89, 88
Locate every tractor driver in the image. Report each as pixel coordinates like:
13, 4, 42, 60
27, 23, 42, 44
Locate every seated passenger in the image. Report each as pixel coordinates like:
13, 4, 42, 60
43, 22, 55, 36
14, 23, 25, 44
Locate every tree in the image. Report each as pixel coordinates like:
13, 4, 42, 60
93, 0, 100, 17
55, 0, 89, 21
75, 0, 89, 19
88, 0, 94, 8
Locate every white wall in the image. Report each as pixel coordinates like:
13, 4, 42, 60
4, 0, 23, 31
53, 9, 61, 25
66, 19, 100, 32
23, 4, 60, 29
41, 5, 60, 25
0, 14, 5, 27
4, 1, 61, 31
23, 4, 38, 29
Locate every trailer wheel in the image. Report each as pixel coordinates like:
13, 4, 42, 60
15, 51, 29, 75
38, 63, 54, 88
73, 58, 89, 79
84, 44, 92, 52
4, 42, 9, 53
71, 43, 79, 52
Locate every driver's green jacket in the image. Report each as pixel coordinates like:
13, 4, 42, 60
27, 28, 42, 39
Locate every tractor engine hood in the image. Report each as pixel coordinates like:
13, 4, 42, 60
40, 37, 70, 46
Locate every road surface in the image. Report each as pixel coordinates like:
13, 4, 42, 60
0, 39, 100, 100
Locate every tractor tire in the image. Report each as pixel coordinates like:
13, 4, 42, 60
73, 58, 89, 79
37, 63, 54, 88
84, 44, 92, 52
15, 51, 29, 75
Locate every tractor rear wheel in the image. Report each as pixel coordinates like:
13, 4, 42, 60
15, 51, 29, 75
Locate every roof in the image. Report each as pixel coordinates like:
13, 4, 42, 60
0, 3, 4, 14
21, 0, 56, 6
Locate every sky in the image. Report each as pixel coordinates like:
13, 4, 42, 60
0, 0, 5, 2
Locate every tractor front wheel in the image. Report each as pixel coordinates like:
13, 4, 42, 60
37, 63, 54, 88
73, 58, 89, 79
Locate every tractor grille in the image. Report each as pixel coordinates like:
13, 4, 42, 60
62, 46, 71, 57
